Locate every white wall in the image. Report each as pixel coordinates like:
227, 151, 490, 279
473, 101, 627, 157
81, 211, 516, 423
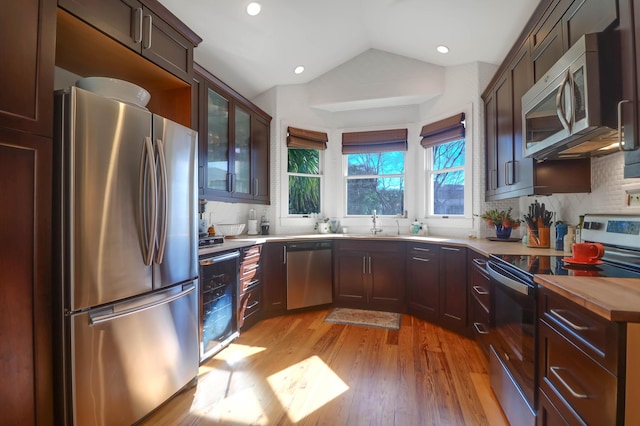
208, 52, 640, 240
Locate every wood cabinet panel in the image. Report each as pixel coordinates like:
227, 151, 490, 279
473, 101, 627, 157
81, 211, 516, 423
0, 129, 54, 425
532, 21, 564, 83
538, 320, 619, 425
333, 241, 404, 312
0, 0, 55, 137
406, 244, 439, 322
262, 242, 287, 316
563, 0, 617, 49
58, 0, 196, 82
619, 0, 640, 177
439, 246, 468, 336
195, 64, 272, 204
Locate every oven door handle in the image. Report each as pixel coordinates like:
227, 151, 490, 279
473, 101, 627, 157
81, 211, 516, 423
487, 262, 531, 296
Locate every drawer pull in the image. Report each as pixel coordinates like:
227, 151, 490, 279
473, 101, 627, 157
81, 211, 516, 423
412, 257, 430, 262
413, 247, 431, 252
472, 258, 487, 268
473, 285, 489, 295
246, 301, 260, 310
441, 247, 461, 252
549, 366, 588, 399
550, 309, 589, 331
473, 322, 489, 335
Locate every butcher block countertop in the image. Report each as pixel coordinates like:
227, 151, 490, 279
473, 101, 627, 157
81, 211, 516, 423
534, 275, 640, 323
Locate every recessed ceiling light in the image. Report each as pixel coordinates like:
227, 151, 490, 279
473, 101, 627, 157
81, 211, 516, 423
294, 66, 305, 74
436, 45, 449, 54
246, 2, 261, 16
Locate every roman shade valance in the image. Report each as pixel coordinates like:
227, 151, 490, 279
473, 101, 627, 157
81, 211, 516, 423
341, 128, 408, 154
286, 127, 328, 150
420, 113, 465, 148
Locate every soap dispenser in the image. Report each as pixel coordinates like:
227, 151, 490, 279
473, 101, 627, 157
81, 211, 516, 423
412, 219, 420, 235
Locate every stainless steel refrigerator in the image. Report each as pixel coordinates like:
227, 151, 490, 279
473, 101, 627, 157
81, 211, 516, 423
53, 87, 199, 425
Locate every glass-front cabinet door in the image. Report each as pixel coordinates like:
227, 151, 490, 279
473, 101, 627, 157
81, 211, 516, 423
206, 88, 230, 192
196, 65, 271, 204
233, 105, 251, 197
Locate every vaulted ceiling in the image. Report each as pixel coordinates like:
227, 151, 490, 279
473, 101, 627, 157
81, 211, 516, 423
159, 0, 541, 100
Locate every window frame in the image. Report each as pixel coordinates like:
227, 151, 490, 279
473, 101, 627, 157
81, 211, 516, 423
343, 151, 406, 217
286, 147, 324, 217
424, 112, 472, 221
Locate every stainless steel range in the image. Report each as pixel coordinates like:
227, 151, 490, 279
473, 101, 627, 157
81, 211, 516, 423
486, 214, 640, 425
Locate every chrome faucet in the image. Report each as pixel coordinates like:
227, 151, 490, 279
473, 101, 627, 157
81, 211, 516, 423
370, 209, 383, 235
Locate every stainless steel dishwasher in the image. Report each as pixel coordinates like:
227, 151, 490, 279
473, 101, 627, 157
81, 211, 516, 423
286, 240, 333, 310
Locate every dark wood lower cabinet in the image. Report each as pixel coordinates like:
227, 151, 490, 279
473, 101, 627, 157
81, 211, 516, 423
238, 245, 263, 330
333, 240, 405, 312
262, 242, 287, 317
406, 243, 439, 322
439, 246, 468, 336
0, 128, 54, 425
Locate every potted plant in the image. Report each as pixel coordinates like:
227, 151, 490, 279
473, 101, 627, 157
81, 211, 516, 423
480, 207, 521, 239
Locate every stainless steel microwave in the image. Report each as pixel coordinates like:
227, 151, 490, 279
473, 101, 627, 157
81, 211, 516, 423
522, 33, 620, 160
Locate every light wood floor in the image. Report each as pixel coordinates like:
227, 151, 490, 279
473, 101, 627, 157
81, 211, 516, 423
140, 309, 508, 425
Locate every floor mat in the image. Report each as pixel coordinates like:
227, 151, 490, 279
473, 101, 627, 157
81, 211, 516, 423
324, 307, 401, 330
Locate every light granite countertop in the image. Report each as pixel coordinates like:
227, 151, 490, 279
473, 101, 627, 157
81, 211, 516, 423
200, 233, 640, 322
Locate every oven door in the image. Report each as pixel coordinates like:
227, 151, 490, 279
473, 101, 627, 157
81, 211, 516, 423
487, 260, 537, 421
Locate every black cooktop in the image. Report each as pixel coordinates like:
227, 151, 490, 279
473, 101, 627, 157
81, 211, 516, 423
490, 254, 640, 279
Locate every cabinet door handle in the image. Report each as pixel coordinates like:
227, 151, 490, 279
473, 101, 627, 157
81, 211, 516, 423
618, 99, 633, 151
283, 246, 287, 264
549, 309, 589, 331
473, 322, 489, 335
413, 247, 430, 252
473, 285, 489, 295
441, 247, 460, 252
133, 8, 143, 43
491, 169, 497, 190
254, 178, 259, 196
549, 366, 588, 399
412, 256, 430, 262
504, 161, 511, 186
362, 256, 366, 274
368, 256, 372, 274
142, 14, 152, 49
245, 300, 260, 310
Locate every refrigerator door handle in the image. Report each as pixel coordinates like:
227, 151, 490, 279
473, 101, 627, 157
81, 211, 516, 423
140, 136, 158, 266
155, 138, 168, 264
89, 284, 195, 325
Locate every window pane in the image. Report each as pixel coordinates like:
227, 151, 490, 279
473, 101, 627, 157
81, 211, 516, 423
289, 175, 320, 214
207, 89, 229, 191
433, 170, 464, 215
288, 148, 319, 174
234, 106, 251, 194
347, 178, 404, 215
433, 140, 465, 171
347, 152, 404, 176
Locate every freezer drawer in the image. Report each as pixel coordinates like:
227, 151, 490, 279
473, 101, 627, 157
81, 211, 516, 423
65, 283, 198, 426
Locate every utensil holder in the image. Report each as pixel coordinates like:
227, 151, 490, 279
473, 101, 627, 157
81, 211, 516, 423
527, 226, 550, 248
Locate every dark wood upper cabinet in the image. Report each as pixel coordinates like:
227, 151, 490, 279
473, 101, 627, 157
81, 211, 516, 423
0, 0, 56, 137
195, 63, 272, 204
619, 0, 640, 177
58, 0, 198, 82
0, 1, 56, 424
483, 0, 618, 200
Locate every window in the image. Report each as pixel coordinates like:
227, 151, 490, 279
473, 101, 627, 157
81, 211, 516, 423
429, 139, 465, 215
286, 127, 327, 215
345, 152, 405, 215
421, 113, 467, 216
341, 128, 408, 216
288, 148, 321, 214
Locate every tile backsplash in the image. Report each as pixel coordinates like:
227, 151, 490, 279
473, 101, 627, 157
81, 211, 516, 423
482, 151, 640, 240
